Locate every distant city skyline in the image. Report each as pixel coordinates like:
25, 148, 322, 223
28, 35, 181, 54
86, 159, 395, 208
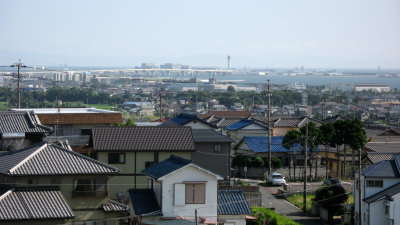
1, 0, 399, 69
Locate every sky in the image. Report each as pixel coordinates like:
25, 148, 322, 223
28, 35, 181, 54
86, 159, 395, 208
0, 0, 399, 69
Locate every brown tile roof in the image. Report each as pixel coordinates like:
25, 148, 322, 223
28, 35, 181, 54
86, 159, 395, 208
37, 113, 122, 125
200, 111, 252, 119
92, 126, 195, 151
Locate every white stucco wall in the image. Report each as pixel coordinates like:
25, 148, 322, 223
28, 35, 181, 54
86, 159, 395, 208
365, 178, 399, 197
159, 165, 220, 222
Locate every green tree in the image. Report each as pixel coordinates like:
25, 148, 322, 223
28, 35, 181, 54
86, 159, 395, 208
227, 85, 235, 92
313, 185, 348, 223
319, 122, 336, 179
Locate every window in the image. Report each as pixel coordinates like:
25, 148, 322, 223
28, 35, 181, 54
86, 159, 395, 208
154, 152, 159, 163
185, 183, 205, 204
51, 178, 61, 185
214, 144, 222, 153
108, 153, 125, 164
73, 178, 107, 197
367, 180, 383, 188
385, 205, 389, 215
81, 128, 91, 135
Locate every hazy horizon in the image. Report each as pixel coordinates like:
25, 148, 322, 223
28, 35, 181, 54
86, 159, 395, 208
1, 0, 399, 69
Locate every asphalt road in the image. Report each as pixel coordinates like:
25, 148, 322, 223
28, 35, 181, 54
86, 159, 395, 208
260, 186, 324, 225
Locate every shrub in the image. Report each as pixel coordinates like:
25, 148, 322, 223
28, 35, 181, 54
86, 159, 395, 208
252, 207, 300, 225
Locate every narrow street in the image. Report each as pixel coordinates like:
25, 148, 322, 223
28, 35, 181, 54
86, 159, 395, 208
260, 186, 324, 225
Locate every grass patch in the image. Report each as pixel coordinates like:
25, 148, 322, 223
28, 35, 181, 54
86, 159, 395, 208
252, 207, 300, 225
286, 194, 314, 213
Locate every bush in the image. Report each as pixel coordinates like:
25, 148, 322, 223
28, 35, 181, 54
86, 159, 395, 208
236, 179, 250, 186
314, 185, 348, 207
252, 207, 300, 225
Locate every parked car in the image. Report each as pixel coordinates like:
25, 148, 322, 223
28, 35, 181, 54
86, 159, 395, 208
323, 178, 342, 187
267, 172, 286, 186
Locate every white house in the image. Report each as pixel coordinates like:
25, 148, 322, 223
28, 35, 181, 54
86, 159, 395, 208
354, 154, 400, 225
126, 155, 252, 225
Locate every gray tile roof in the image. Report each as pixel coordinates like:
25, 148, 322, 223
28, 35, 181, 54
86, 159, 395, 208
103, 200, 129, 212
0, 111, 53, 134
191, 129, 233, 143
216, 118, 242, 128
218, 190, 251, 215
0, 186, 74, 220
92, 126, 195, 152
364, 181, 400, 204
365, 153, 394, 164
128, 189, 162, 216
364, 142, 400, 153
0, 142, 118, 176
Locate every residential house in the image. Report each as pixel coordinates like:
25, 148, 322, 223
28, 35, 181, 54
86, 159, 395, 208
92, 126, 196, 199
271, 116, 321, 136
125, 155, 253, 225
0, 111, 53, 151
354, 154, 400, 225
212, 105, 228, 111
126, 155, 223, 224
224, 120, 268, 144
160, 113, 217, 130
12, 108, 122, 155
200, 111, 252, 128
0, 141, 126, 224
231, 103, 244, 111
191, 129, 233, 179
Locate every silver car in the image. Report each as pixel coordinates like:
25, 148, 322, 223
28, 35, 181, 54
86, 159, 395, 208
267, 172, 286, 186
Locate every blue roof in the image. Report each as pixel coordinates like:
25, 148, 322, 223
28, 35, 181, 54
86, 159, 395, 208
225, 120, 265, 131
218, 190, 251, 215
169, 113, 216, 128
362, 154, 400, 178
128, 189, 162, 216
141, 155, 192, 179
243, 136, 302, 153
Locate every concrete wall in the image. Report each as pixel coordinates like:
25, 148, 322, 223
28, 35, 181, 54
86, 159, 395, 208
218, 215, 247, 225
159, 165, 219, 221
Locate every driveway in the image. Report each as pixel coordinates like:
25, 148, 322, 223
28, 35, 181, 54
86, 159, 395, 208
260, 186, 324, 225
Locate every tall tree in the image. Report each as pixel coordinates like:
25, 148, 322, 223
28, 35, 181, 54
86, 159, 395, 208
319, 122, 336, 179
333, 120, 347, 177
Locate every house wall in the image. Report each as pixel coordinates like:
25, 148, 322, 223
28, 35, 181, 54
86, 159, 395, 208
272, 127, 298, 136
192, 142, 231, 179
365, 178, 399, 197
160, 165, 219, 222
97, 151, 192, 199
185, 121, 214, 129
218, 215, 247, 225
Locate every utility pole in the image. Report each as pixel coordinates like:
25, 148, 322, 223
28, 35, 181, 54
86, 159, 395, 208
267, 80, 272, 175
358, 148, 362, 225
195, 209, 198, 225
11, 59, 26, 109
303, 123, 308, 214
158, 92, 165, 121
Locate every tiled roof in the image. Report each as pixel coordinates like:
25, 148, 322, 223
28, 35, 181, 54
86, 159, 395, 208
141, 155, 192, 179
145, 220, 196, 225
128, 189, 162, 216
225, 120, 267, 131
364, 181, 400, 204
362, 160, 400, 178
368, 136, 400, 143
191, 129, 233, 143
200, 111, 252, 119
273, 116, 321, 128
365, 153, 394, 164
37, 113, 123, 125
92, 126, 195, 152
240, 136, 302, 153
103, 200, 129, 212
322, 115, 350, 123
0, 186, 74, 220
216, 117, 242, 128
364, 142, 400, 153
0, 142, 118, 176
218, 190, 251, 215
0, 111, 52, 134
163, 113, 217, 128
